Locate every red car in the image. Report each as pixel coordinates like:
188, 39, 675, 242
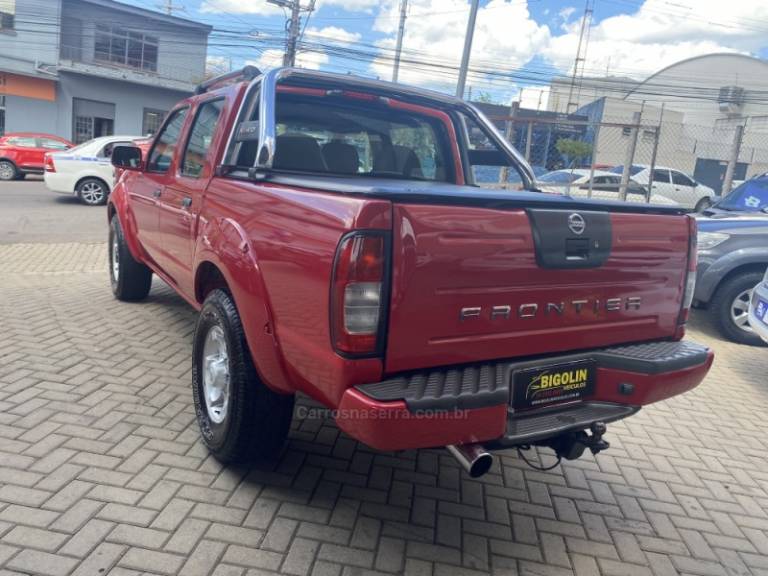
0, 132, 73, 181
107, 67, 713, 478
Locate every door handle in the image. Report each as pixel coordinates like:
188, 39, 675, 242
181, 197, 192, 210
152, 188, 162, 198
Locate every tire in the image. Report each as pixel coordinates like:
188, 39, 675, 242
109, 216, 152, 301
193, 289, 294, 463
77, 178, 109, 206
694, 197, 712, 213
0, 160, 17, 181
710, 271, 766, 346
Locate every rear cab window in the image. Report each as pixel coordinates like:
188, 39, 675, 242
226, 87, 456, 182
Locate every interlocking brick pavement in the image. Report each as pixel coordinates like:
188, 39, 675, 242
1, 242, 768, 576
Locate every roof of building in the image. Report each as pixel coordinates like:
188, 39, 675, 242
74, 0, 213, 33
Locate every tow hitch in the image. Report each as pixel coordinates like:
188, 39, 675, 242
550, 422, 610, 461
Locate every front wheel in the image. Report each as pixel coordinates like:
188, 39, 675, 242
77, 178, 109, 206
711, 271, 766, 346
0, 160, 17, 181
109, 216, 152, 301
694, 197, 712, 213
193, 289, 294, 463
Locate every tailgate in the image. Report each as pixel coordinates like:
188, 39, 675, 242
385, 204, 689, 373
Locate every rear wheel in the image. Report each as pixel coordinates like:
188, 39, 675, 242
0, 160, 17, 181
109, 216, 152, 301
77, 178, 109, 206
711, 271, 765, 346
193, 289, 294, 463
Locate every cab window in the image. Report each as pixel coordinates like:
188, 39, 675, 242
7, 137, 36, 147
671, 171, 695, 187
652, 169, 671, 184
182, 99, 224, 178
147, 108, 189, 173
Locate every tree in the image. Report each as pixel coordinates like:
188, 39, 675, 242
474, 91, 497, 104
555, 138, 592, 168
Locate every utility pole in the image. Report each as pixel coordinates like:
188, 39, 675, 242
620, 109, 642, 201
722, 123, 745, 196
160, 0, 183, 15
267, 0, 315, 67
455, 0, 480, 99
565, 0, 594, 113
392, 0, 408, 82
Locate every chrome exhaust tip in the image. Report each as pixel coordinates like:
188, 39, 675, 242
447, 443, 494, 478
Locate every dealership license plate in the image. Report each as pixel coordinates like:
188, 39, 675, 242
512, 360, 597, 410
758, 299, 768, 324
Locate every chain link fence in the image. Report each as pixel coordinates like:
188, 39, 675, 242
481, 109, 768, 211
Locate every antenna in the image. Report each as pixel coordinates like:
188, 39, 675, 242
159, 0, 185, 15
565, 0, 594, 114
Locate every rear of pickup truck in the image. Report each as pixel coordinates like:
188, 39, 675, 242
117, 67, 712, 475
330, 186, 712, 471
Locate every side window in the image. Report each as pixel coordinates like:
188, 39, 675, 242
182, 99, 225, 178
39, 138, 70, 150
147, 108, 189, 173
100, 141, 131, 158
460, 114, 525, 189
8, 137, 37, 148
652, 169, 670, 184
671, 171, 694, 186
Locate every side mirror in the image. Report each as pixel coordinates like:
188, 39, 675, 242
112, 145, 143, 171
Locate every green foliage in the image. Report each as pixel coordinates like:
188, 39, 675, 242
474, 91, 497, 104
555, 138, 593, 167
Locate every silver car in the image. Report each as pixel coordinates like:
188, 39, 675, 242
749, 269, 768, 343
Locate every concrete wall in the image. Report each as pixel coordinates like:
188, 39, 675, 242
0, 0, 61, 75
56, 73, 187, 138
4, 95, 59, 134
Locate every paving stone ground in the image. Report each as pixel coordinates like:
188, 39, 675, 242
1, 241, 768, 576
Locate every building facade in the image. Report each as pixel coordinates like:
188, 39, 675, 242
0, 0, 211, 142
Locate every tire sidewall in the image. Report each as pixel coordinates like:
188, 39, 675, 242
78, 178, 108, 206
0, 161, 16, 181
192, 295, 240, 452
715, 272, 763, 345
109, 217, 122, 294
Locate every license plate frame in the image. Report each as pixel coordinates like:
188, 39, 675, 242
512, 359, 597, 410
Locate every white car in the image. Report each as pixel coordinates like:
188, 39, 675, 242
609, 165, 715, 211
748, 269, 768, 344
44, 136, 142, 206
537, 169, 678, 205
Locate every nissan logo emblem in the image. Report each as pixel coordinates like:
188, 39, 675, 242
568, 213, 586, 235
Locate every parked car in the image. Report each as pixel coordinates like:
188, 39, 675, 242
702, 174, 768, 216
536, 169, 677, 205
610, 164, 714, 211
107, 66, 712, 477
44, 135, 143, 206
0, 133, 73, 181
474, 164, 547, 189
748, 269, 768, 344
694, 212, 768, 345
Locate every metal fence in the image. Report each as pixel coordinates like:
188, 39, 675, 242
484, 112, 768, 210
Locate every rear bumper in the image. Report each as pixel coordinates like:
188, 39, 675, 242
44, 171, 76, 194
335, 340, 714, 451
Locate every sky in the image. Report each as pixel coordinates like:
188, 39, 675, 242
133, 0, 768, 108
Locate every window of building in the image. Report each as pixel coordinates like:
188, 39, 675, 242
94, 25, 158, 72
142, 109, 166, 136
0, 0, 14, 30
147, 107, 188, 173
0, 95, 5, 136
182, 99, 224, 178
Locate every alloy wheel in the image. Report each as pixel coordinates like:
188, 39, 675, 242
731, 288, 754, 333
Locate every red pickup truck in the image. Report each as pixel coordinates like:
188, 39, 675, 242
108, 67, 713, 477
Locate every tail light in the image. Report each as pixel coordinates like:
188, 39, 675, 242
44, 154, 56, 172
677, 215, 698, 336
331, 231, 389, 356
